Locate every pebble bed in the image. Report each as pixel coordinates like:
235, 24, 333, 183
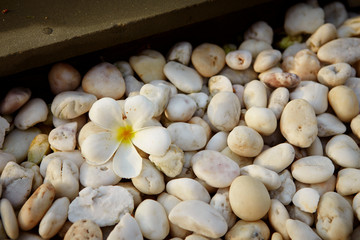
1, 1, 360, 239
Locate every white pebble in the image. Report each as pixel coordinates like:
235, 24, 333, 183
166, 178, 210, 203
80, 160, 121, 188
292, 188, 320, 213
243, 80, 267, 109
165, 94, 197, 122
167, 122, 207, 151
48, 122, 77, 151
325, 134, 360, 168
244, 107, 277, 136
14, 98, 48, 130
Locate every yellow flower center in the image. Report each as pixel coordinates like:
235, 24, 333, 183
116, 125, 135, 144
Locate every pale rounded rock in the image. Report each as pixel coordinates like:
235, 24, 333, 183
282, 43, 307, 60
192, 150, 240, 188
229, 176, 270, 221
68, 185, 134, 227
205, 131, 228, 152
165, 94, 197, 122
317, 62, 352, 87
269, 170, 296, 205
131, 159, 165, 195
210, 188, 236, 229
40, 150, 84, 177
286, 219, 321, 240
268, 199, 290, 240
166, 178, 210, 203
318, 37, 360, 64
77, 121, 104, 148
52, 114, 87, 131
64, 219, 102, 240
240, 165, 281, 190
280, 99, 318, 148
18, 183, 56, 231
140, 83, 171, 117
0, 116, 9, 149
135, 199, 169, 240
306, 136, 323, 156
124, 75, 144, 96
14, 98, 48, 130
80, 160, 121, 188
188, 92, 209, 117
254, 49, 282, 73
261, 72, 300, 89
48, 122, 77, 151
208, 75, 233, 95
219, 66, 258, 85
351, 114, 360, 139
3, 127, 41, 163
1, 161, 34, 209
292, 187, 320, 213
325, 134, 360, 168
291, 156, 334, 184
228, 125, 263, 157
167, 122, 207, 151
38, 197, 70, 239
129, 49, 166, 83
107, 213, 143, 240
284, 3, 324, 35
328, 85, 359, 122
185, 234, 209, 240
317, 113, 346, 137
113, 60, 134, 77
225, 50, 252, 70
0, 87, 31, 115
21, 161, 43, 192
0, 151, 16, 174
271, 232, 283, 240
244, 20, 273, 44
336, 168, 360, 196
354, 192, 360, 221
316, 192, 353, 240
306, 23, 337, 53
225, 220, 270, 240
189, 116, 212, 142
238, 39, 272, 59
287, 205, 314, 227
0, 198, 19, 240
51, 91, 97, 119
243, 80, 267, 109
324, 1, 348, 27
167, 41, 192, 65
245, 107, 277, 136
169, 200, 227, 238
44, 158, 79, 200
191, 43, 226, 77
149, 144, 184, 178
268, 87, 289, 119
289, 81, 328, 115
48, 62, 81, 94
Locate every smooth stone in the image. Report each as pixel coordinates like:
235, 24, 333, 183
291, 156, 334, 184
207, 91, 241, 131
169, 200, 227, 238
336, 168, 360, 196
219, 66, 258, 85
48, 62, 81, 94
316, 192, 353, 240
189, 116, 212, 143
227, 126, 264, 157
188, 92, 209, 117
244, 107, 277, 136
27, 134, 50, 165
238, 39, 272, 59
229, 176, 270, 221
225, 220, 270, 240
268, 87, 290, 119
167, 122, 207, 151
254, 143, 295, 173
280, 99, 318, 148
210, 188, 237, 228
292, 188, 320, 213
208, 75, 233, 96
191, 43, 226, 77
306, 23, 337, 53
243, 80, 267, 109
124, 75, 144, 96
345, 77, 360, 106
167, 41, 192, 65
39, 197, 70, 239
0, 87, 31, 115
14, 98, 48, 130
1, 162, 34, 209
129, 49, 166, 83
140, 83, 171, 117
0, 151, 15, 174
254, 49, 282, 73
328, 85, 359, 122
3, 127, 41, 163
0, 198, 19, 240
166, 178, 210, 203
270, 170, 296, 205
150, 79, 178, 96
44, 158, 79, 200
21, 161, 43, 192
80, 160, 121, 188
64, 219, 102, 240
317, 62, 353, 87
351, 114, 360, 139
149, 144, 184, 178
48, 122, 77, 151
268, 199, 290, 240
283, 49, 320, 81
289, 81, 328, 115
0, 116, 9, 149
165, 94, 197, 122
107, 213, 143, 240
205, 131, 228, 152
164, 61, 203, 93
113, 60, 134, 77
78, 121, 104, 148
52, 114, 87, 130
325, 134, 360, 168
354, 192, 360, 221
134, 199, 169, 240
192, 150, 240, 188
244, 21, 273, 44
317, 113, 346, 137
131, 159, 165, 195
287, 204, 314, 227
261, 72, 300, 89
318, 37, 360, 64
51, 91, 97, 119
68, 186, 134, 227
240, 165, 281, 190
18, 183, 56, 231
40, 150, 84, 177
225, 50, 252, 70
286, 219, 321, 240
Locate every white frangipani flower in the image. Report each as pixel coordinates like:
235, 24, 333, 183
81, 95, 171, 178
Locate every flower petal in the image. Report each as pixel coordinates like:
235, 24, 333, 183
81, 132, 120, 165
112, 142, 142, 178
124, 95, 155, 130
132, 126, 171, 156
89, 97, 125, 130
